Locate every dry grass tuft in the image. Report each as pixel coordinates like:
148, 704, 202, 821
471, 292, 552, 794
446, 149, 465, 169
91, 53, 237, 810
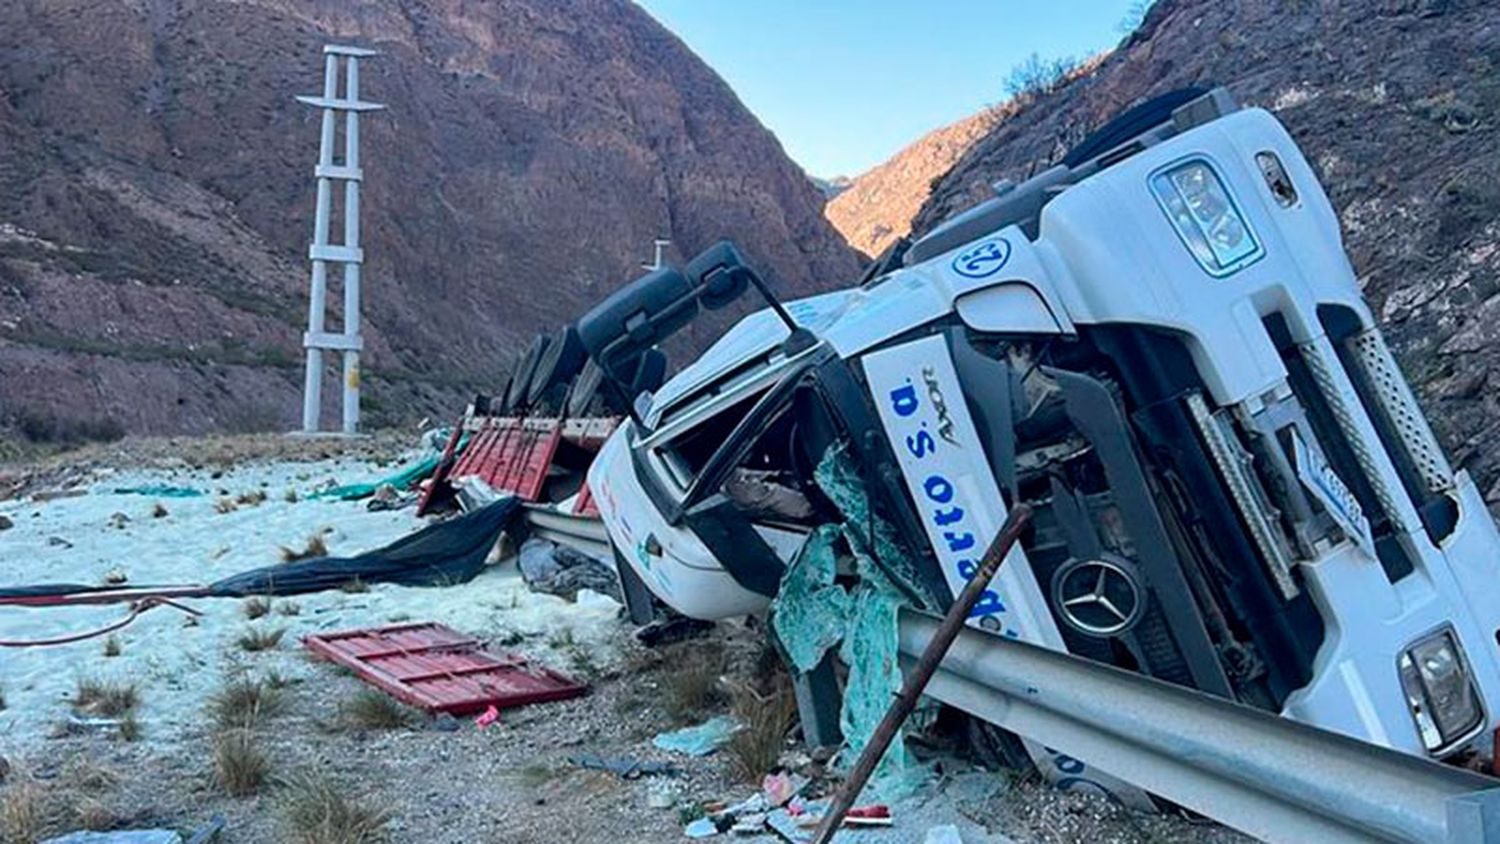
150, 501, 169, 518
238, 627, 287, 653
117, 713, 142, 742
244, 596, 272, 620
277, 601, 302, 617
284, 489, 300, 504
73, 678, 138, 717
280, 535, 329, 563
0, 778, 44, 844
215, 729, 271, 797
72, 796, 114, 831
102, 635, 121, 658
340, 689, 414, 731
209, 677, 285, 730
237, 489, 268, 507
62, 757, 119, 792
214, 497, 239, 514
277, 770, 389, 844
338, 578, 368, 594
724, 683, 797, 783
662, 653, 726, 726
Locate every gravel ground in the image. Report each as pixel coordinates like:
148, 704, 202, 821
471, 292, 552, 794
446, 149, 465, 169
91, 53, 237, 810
0, 434, 1252, 843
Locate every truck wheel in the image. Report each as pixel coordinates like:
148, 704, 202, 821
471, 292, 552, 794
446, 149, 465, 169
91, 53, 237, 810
566, 358, 606, 418
527, 325, 588, 406
505, 333, 550, 413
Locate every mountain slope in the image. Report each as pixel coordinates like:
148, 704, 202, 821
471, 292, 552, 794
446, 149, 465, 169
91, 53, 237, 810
903, 0, 1500, 498
0, 0, 860, 437
825, 109, 996, 257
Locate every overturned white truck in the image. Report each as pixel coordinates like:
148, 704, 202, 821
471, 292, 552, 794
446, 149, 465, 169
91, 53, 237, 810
578, 88, 1500, 786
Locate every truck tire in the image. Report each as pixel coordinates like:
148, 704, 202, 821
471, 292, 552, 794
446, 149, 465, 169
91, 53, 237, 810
527, 325, 588, 406
567, 359, 606, 419
505, 334, 550, 413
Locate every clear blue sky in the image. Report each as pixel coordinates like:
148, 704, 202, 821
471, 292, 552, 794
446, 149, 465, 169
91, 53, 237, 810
636, 0, 1142, 177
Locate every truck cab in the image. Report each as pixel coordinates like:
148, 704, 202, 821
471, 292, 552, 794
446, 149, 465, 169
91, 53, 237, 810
584, 88, 1500, 770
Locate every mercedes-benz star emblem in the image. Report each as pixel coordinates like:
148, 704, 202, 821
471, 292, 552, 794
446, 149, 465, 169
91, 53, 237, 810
1050, 555, 1146, 637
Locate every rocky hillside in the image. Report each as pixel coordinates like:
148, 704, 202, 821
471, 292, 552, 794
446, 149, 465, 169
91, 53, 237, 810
897, 0, 1500, 499
825, 109, 997, 257
0, 0, 860, 439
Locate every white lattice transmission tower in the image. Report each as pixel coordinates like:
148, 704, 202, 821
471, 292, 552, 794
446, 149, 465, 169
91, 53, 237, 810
296, 45, 384, 433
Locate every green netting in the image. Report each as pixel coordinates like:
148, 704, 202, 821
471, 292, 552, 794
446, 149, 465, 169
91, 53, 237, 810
770, 442, 932, 800
111, 485, 203, 498
773, 524, 850, 672
309, 452, 443, 501
836, 536, 929, 800
812, 442, 939, 610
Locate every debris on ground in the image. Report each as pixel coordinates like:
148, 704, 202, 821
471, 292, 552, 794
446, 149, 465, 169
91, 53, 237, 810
309, 452, 441, 503
518, 537, 623, 602
112, 485, 203, 498
653, 715, 743, 757
636, 615, 715, 647
568, 753, 681, 779
40, 831, 182, 844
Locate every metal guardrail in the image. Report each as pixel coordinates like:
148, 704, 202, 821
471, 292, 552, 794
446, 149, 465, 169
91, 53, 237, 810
897, 608, 1500, 843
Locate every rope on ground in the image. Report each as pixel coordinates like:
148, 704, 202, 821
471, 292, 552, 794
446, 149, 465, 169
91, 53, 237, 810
0, 596, 202, 648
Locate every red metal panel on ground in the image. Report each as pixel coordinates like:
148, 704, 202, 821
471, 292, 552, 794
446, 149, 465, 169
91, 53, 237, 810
449, 418, 561, 502
303, 622, 586, 715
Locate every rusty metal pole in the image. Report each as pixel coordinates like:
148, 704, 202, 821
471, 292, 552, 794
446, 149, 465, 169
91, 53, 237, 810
810, 503, 1033, 844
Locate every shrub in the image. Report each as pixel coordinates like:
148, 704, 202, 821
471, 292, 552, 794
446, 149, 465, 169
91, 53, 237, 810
215, 729, 270, 796
238, 627, 287, 653
277, 771, 389, 844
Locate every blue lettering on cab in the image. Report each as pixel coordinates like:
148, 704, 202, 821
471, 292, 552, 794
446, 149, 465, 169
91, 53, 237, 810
886, 379, 1008, 625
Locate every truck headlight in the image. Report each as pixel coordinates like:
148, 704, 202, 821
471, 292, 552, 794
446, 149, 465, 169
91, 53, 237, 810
1397, 628, 1484, 755
1149, 159, 1262, 276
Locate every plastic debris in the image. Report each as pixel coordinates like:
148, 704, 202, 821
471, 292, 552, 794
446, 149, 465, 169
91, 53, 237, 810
518, 538, 623, 602
647, 778, 684, 808
41, 832, 182, 844
111, 485, 202, 498
762, 771, 803, 807
475, 705, 501, 729
684, 817, 719, 839
309, 453, 441, 501
730, 813, 767, 835
653, 715, 742, 756
570, 753, 681, 779
844, 804, 892, 827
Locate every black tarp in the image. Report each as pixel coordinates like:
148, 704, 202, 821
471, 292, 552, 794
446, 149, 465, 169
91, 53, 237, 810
208, 497, 521, 597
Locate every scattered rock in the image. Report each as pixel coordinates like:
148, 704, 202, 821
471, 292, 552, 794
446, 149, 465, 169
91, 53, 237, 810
109, 512, 130, 529
48, 536, 74, 549
0, 514, 12, 531
102, 568, 128, 585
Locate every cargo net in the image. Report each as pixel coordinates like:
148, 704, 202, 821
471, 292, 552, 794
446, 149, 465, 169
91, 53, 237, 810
770, 442, 937, 800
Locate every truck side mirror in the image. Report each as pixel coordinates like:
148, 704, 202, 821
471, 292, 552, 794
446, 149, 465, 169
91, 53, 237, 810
685, 241, 751, 310
577, 265, 698, 375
